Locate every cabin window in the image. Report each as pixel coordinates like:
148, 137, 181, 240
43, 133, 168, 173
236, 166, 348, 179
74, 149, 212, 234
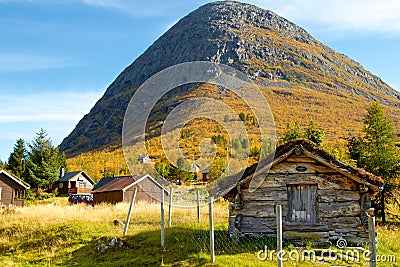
287, 184, 318, 223
15, 190, 24, 199
59, 183, 64, 189
79, 182, 86, 188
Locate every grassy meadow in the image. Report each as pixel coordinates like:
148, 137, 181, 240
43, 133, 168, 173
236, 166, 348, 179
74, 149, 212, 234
0, 198, 399, 266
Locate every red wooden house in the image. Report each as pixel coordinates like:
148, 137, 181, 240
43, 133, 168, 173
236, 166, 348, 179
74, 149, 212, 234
92, 174, 169, 204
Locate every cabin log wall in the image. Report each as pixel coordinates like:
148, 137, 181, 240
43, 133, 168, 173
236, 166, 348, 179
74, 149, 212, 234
228, 153, 369, 246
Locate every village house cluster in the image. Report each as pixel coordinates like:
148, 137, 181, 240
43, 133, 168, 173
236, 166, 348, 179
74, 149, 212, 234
0, 139, 383, 247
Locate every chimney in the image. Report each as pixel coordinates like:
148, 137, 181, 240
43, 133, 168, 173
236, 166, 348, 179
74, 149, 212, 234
60, 168, 65, 178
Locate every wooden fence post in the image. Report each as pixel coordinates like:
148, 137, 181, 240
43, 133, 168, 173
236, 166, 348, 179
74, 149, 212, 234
368, 216, 376, 267
168, 187, 173, 228
123, 188, 137, 236
196, 189, 201, 223
161, 189, 165, 248
276, 205, 283, 267
209, 196, 215, 263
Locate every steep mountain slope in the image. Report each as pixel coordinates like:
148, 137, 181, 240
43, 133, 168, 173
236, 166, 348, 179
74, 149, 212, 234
60, 1, 400, 157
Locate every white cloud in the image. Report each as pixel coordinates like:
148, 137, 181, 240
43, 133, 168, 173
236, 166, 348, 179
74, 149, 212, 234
0, 53, 75, 71
80, 0, 174, 17
80, 0, 400, 33
2, 0, 400, 33
0, 114, 73, 122
80, 0, 122, 9
251, 0, 400, 33
0, 0, 184, 16
0, 91, 102, 123
0, 90, 103, 159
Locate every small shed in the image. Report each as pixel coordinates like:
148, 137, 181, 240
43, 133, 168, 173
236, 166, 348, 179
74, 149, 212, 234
222, 139, 383, 246
0, 169, 30, 207
138, 155, 151, 164
191, 162, 202, 180
92, 174, 169, 205
53, 170, 95, 196
202, 167, 212, 182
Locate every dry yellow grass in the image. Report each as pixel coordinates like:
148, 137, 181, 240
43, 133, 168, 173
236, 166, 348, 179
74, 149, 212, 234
1, 198, 229, 230
0, 198, 230, 266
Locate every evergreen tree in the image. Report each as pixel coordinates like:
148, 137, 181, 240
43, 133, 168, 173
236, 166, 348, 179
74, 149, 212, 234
239, 112, 246, 121
0, 159, 6, 169
211, 135, 227, 147
25, 129, 66, 190
232, 138, 241, 151
176, 156, 187, 170
241, 138, 249, 149
7, 138, 27, 178
223, 115, 229, 122
347, 136, 366, 166
348, 102, 400, 222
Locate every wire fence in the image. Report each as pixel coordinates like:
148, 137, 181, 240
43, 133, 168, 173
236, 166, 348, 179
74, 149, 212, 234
184, 221, 276, 255
121, 187, 379, 266
162, 188, 276, 259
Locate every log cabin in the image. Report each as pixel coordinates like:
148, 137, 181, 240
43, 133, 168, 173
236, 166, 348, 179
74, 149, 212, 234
92, 174, 169, 204
0, 169, 30, 207
222, 139, 383, 247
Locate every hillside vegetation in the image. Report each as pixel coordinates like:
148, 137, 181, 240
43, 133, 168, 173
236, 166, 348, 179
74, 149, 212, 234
66, 85, 400, 182
64, 1, 400, 183
59, 1, 400, 157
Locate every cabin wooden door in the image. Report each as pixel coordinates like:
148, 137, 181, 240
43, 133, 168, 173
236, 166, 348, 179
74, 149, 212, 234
287, 184, 317, 223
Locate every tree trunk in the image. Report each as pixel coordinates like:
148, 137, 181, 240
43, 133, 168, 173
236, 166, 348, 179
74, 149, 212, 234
381, 190, 385, 223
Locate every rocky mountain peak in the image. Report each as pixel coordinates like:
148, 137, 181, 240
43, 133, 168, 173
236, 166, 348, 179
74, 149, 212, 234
60, 1, 400, 157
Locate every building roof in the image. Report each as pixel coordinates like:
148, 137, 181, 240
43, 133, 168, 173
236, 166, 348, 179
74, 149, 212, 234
92, 174, 168, 194
215, 139, 383, 198
202, 167, 212, 173
56, 170, 95, 185
92, 177, 115, 191
272, 139, 384, 186
92, 176, 137, 193
0, 169, 30, 189
191, 162, 201, 169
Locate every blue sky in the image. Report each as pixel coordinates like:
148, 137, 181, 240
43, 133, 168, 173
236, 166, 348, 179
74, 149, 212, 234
1, 0, 400, 161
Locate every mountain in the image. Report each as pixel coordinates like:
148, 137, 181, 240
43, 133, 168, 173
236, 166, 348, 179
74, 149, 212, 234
60, 1, 400, 157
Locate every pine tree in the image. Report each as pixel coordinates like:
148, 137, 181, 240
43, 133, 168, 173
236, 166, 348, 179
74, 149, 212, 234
25, 129, 66, 190
239, 112, 246, 121
0, 159, 6, 169
347, 136, 365, 166
348, 102, 400, 222
241, 138, 249, 149
170, 156, 196, 183
7, 138, 27, 178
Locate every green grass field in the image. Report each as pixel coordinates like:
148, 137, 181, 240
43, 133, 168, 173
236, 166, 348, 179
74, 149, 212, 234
0, 198, 399, 266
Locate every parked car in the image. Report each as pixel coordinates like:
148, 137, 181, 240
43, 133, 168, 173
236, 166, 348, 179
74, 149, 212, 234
68, 193, 93, 205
